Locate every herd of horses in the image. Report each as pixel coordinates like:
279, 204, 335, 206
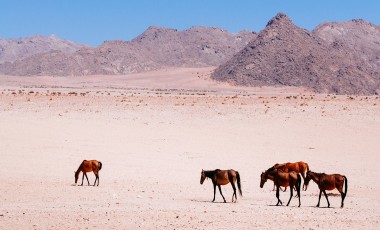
74, 160, 348, 208
200, 161, 348, 208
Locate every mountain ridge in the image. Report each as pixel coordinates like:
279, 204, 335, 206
211, 13, 380, 95
0, 26, 256, 76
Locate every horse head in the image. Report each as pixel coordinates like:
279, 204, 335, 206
200, 169, 206, 184
74, 171, 79, 184
260, 171, 267, 188
303, 171, 312, 190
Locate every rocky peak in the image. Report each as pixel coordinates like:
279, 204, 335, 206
266, 12, 294, 27
132, 26, 178, 42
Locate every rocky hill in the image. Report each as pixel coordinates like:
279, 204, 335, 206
212, 13, 380, 95
313, 19, 380, 71
0, 27, 256, 76
0, 35, 87, 64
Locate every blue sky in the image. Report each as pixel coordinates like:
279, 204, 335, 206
0, 0, 379, 46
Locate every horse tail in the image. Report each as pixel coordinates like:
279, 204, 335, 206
304, 163, 310, 179
236, 171, 242, 196
98, 161, 103, 171
343, 175, 348, 199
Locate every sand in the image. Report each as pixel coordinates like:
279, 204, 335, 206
0, 68, 379, 229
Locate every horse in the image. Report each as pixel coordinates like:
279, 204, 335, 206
268, 161, 310, 191
304, 171, 347, 208
74, 160, 102, 186
260, 169, 301, 207
200, 169, 242, 203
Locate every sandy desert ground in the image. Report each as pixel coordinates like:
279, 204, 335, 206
0, 68, 380, 229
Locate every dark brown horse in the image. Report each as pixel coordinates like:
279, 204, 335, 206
75, 160, 102, 186
260, 169, 301, 207
304, 171, 347, 208
200, 169, 242, 203
269, 161, 310, 190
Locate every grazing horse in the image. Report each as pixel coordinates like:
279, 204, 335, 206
200, 169, 242, 203
268, 161, 310, 191
75, 160, 102, 186
260, 169, 301, 207
304, 171, 347, 208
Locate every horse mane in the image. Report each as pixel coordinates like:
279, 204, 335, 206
204, 170, 216, 178
267, 166, 276, 172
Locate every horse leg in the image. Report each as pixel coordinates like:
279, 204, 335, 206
323, 190, 330, 208
97, 173, 100, 186
316, 190, 322, 207
341, 176, 347, 208
81, 173, 84, 186
338, 182, 345, 208
212, 184, 216, 202
93, 173, 98, 186
84, 173, 90, 186
218, 185, 226, 203
287, 185, 293, 206
230, 180, 237, 202
297, 180, 301, 207
276, 186, 282, 206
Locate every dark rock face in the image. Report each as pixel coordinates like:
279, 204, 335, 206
0, 27, 256, 76
212, 13, 380, 95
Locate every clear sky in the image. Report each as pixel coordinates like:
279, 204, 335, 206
0, 0, 379, 46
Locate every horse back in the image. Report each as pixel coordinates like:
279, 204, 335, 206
275, 171, 297, 187
214, 170, 230, 185
319, 174, 338, 190
81, 160, 99, 172
285, 162, 301, 173
297, 161, 309, 172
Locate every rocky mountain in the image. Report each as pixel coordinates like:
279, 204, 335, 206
313, 19, 380, 70
0, 27, 256, 76
212, 13, 380, 95
0, 35, 87, 64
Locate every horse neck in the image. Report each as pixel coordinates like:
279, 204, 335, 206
310, 172, 321, 183
204, 170, 215, 179
265, 170, 276, 180
75, 164, 83, 175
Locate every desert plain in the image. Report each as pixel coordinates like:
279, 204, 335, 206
0, 67, 379, 229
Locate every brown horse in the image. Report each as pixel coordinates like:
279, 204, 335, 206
200, 169, 242, 203
75, 160, 102, 186
304, 171, 347, 208
260, 169, 301, 207
269, 161, 310, 190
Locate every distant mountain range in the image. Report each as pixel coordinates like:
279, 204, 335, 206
0, 27, 255, 76
0, 13, 379, 94
0, 35, 87, 64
